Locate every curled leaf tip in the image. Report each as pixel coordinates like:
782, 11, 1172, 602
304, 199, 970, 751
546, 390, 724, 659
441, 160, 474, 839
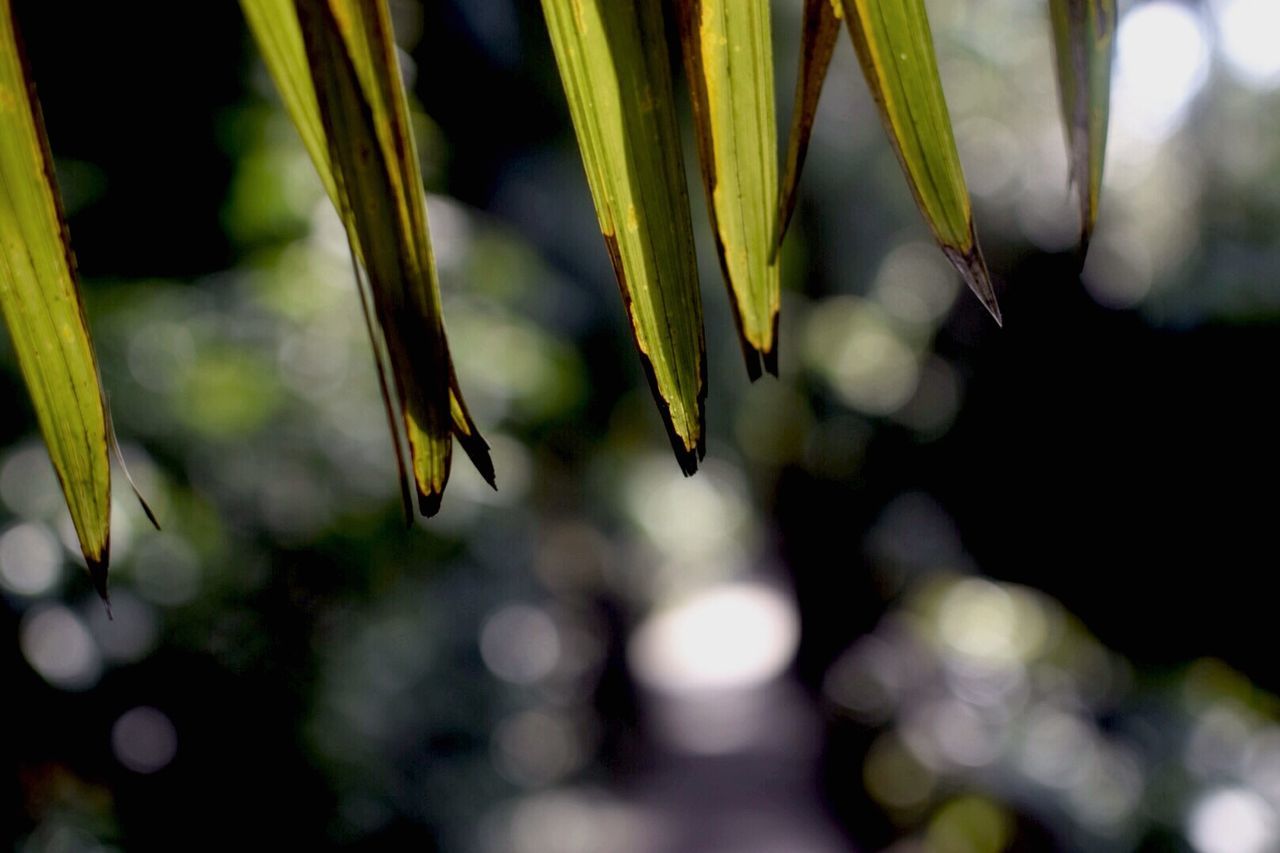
108, 416, 160, 530
137, 497, 161, 531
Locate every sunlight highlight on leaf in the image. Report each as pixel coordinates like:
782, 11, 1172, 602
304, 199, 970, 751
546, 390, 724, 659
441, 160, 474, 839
541, 0, 707, 473
677, 0, 780, 379
840, 0, 1002, 325
1050, 0, 1116, 256
0, 1, 112, 597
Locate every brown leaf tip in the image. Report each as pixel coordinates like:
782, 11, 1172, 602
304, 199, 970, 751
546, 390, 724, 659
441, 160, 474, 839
671, 434, 706, 478
1076, 222, 1093, 273
763, 349, 779, 378
456, 432, 497, 492
86, 555, 112, 619
417, 488, 443, 518
744, 339, 780, 382
762, 313, 781, 378
942, 240, 1003, 328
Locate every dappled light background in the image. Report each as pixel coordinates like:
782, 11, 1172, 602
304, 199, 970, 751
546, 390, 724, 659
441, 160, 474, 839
3, 0, 1280, 850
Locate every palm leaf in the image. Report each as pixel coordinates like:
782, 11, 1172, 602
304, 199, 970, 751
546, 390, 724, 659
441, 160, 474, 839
676, 0, 780, 379
0, 1, 112, 598
541, 0, 707, 473
841, 0, 1002, 325
1050, 0, 1116, 257
776, 0, 842, 257
241, 0, 493, 516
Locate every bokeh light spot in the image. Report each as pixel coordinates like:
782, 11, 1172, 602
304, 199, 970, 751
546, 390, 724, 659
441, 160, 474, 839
480, 604, 561, 686
0, 522, 62, 596
1113, 3, 1210, 141
629, 583, 799, 694
112, 706, 178, 774
1188, 787, 1277, 853
20, 605, 102, 691
1214, 0, 1280, 89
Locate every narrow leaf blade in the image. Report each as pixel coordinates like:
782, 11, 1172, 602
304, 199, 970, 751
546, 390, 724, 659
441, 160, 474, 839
841, 0, 1001, 324
776, 0, 842, 256
242, 0, 494, 514
0, 1, 112, 597
1050, 0, 1116, 256
541, 0, 707, 472
677, 0, 780, 379
295, 0, 454, 513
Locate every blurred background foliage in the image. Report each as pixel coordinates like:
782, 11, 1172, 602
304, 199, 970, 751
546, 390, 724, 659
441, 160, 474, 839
4, 0, 1280, 851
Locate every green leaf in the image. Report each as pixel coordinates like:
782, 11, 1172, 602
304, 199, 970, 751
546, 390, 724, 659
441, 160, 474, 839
776, 0, 842, 257
541, 0, 707, 473
676, 0, 780, 379
241, 0, 493, 516
0, 1, 112, 598
841, 0, 1002, 325
1050, 0, 1116, 256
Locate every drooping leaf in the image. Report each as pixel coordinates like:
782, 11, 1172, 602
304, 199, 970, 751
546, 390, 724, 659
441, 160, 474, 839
840, 0, 1002, 325
541, 0, 707, 473
296, 0, 466, 515
241, 0, 493, 516
676, 0, 780, 379
1050, 0, 1116, 256
0, 1, 112, 598
776, 0, 842, 257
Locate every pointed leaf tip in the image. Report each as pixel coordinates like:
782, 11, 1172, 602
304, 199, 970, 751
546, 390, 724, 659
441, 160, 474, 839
776, 0, 842, 257
1, 0, 113, 574
87, 555, 112, 616
1050, 0, 1116, 259
242, 0, 493, 516
942, 239, 1002, 327
542, 0, 707, 469
841, 0, 998, 321
677, 0, 781, 377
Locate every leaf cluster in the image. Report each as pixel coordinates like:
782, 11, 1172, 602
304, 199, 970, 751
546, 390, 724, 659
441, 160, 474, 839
0, 0, 1114, 597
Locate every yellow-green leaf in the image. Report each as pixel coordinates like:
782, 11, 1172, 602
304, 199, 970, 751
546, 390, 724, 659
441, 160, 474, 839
777, 0, 842, 257
241, 0, 493, 516
0, 1, 112, 597
1050, 0, 1116, 256
676, 0, 780, 379
841, 0, 1002, 325
541, 0, 707, 473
